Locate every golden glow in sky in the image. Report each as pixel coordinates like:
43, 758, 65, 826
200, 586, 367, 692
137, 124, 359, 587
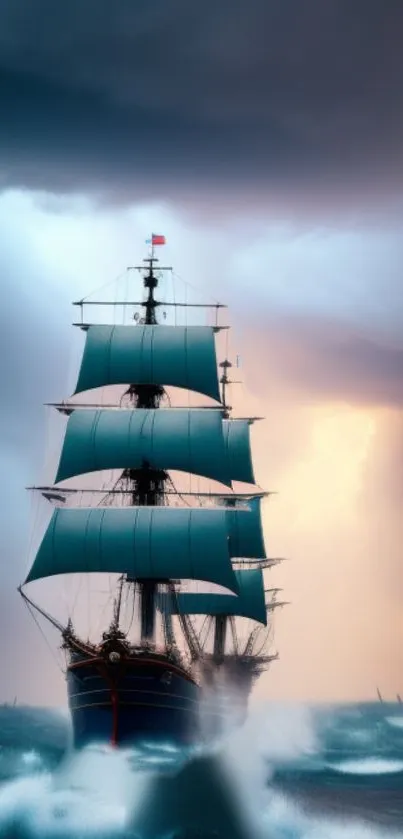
287, 405, 376, 528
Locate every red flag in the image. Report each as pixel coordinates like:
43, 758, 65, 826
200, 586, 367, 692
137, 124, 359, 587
152, 234, 166, 246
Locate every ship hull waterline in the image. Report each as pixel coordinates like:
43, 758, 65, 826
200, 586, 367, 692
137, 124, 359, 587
66, 651, 201, 749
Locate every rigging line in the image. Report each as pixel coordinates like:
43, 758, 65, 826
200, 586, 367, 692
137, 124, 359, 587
95, 589, 116, 639
124, 270, 130, 325
185, 276, 188, 328
24, 599, 65, 673
167, 474, 192, 508
267, 620, 277, 649
60, 578, 77, 627
126, 583, 136, 635
172, 269, 177, 327
79, 270, 129, 304
254, 629, 272, 659
171, 270, 223, 309
252, 625, 269, 658
198, 615, 209, 641
204, 615, 215, 650
114, 271, 118, 308
243, 624, 260, 656
96, 472, 120, 508
198, 615, 211, 649
229, 616, 238, 655
67, 562, 85, 623
119, 388, 127, 408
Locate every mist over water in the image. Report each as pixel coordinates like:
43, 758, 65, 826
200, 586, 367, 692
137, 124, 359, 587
0, 702, 402, 838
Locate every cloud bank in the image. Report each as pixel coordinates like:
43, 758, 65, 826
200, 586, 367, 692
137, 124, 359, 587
1, 0, 403, 206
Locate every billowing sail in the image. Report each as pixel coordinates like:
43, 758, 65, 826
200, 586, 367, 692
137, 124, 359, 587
223, 419, 255, 485
74, 325, 221, 401
25, 507, 240, 592
164, 568, 267, 625
55, 410, 258, 489
55, 408, 232, 486
226, 497, 265, 558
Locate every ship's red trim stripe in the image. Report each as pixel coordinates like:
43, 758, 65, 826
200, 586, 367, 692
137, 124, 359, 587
110, 686, 118, 747
68, 657, 198, 686
101, 668, 119, 747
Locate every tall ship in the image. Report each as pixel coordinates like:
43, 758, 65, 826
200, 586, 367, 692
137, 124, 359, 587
20, 235, 287, 749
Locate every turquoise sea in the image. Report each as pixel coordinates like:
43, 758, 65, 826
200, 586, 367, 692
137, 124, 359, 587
0, 701, 402, 838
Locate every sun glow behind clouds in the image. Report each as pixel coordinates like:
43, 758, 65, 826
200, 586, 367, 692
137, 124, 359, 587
259, 402, 376, 546
288, 404, 376, 528
255, 403, 383, 701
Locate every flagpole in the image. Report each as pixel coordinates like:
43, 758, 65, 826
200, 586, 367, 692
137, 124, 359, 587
146, 233, 165, 258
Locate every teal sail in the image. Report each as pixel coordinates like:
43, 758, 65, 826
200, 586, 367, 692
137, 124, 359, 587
55, 408, 232, 486
25, 507, 240, 592
223, 419, 255, 485
163, 569, 267, 626
74, 325, 221, 402
55, 410, 257, 488
226, 497, 265, 558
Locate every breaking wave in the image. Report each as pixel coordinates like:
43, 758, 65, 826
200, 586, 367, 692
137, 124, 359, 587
0, 701, 402, 837
330, 758, 403, 775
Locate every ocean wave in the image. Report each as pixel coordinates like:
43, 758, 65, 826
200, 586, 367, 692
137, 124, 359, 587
329, 758, 403, 776
0, 702, 402, 836
386, 717, 403, 730
263, 790, 403, 839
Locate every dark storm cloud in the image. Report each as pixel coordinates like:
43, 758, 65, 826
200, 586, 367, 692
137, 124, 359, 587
1, 0, 403, 199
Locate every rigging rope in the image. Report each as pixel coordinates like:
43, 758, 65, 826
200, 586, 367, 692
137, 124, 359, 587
125, 584, 136, 635
79, 270, 128, 303
24, 600, 65, 674
171, 270, 223, 309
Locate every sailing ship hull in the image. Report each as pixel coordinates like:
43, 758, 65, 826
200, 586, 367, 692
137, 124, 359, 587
66, 651, 200, 748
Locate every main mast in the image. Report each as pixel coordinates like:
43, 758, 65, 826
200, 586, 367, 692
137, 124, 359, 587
126, 253, 165, 642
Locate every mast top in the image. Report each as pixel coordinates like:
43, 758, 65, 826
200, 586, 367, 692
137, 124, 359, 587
141, 232, 166, 272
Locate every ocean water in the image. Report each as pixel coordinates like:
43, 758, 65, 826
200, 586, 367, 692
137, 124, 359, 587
0, 701, 402, 838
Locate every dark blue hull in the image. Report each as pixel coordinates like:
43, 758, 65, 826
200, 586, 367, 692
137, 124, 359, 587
66, 651, 200, 748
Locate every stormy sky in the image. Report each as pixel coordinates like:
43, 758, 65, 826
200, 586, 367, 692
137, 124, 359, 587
2, 0, 403, 203
0, 0, 402, 705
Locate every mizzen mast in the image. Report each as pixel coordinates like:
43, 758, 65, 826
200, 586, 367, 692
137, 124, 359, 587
212, 359, 234, 662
